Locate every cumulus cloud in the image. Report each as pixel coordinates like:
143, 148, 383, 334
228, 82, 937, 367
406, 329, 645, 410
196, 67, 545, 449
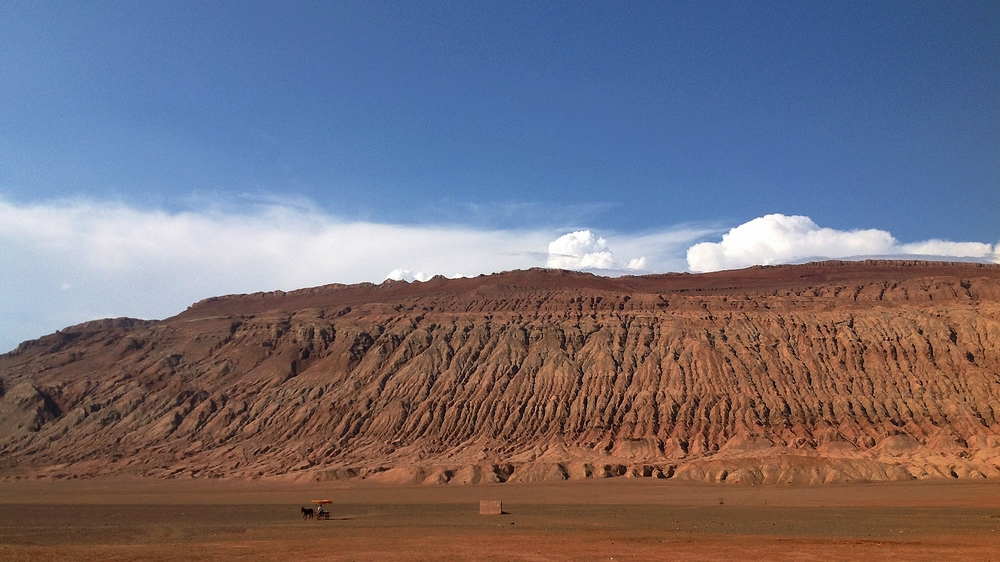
544, 227, 711, 273
547, 230, 615, 269
687, 214, 997, 272
626, 257, 647, 270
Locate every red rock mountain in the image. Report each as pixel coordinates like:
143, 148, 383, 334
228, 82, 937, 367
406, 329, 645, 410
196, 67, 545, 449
3, 261, 1000, 484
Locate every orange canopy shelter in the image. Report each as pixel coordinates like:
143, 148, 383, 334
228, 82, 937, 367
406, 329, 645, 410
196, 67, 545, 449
312, 500, 332, 505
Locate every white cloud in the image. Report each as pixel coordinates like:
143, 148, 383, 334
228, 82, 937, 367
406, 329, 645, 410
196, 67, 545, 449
385, 269, 434, 282
687, 214, 997, 272
547, 230, 614, 270
544, 227, 711, 273
626, 257, 647, 270
897, 239, 995, 257
0, 196, 553, 352
7, 198, 989, 354
0, 196, 709, 352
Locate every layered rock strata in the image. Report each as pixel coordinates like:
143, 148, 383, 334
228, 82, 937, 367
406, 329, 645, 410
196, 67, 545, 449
3, 261, 1000, 484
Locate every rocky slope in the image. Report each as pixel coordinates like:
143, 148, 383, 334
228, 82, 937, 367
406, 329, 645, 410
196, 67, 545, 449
3, 260, 1000, 484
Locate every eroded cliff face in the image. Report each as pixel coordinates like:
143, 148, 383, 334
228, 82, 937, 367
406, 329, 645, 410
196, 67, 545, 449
3, 261, 1000, 484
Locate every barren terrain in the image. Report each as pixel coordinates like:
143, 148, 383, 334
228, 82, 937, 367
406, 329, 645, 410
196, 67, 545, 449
2, 478, 1000, 561
3, 260, 1000, 483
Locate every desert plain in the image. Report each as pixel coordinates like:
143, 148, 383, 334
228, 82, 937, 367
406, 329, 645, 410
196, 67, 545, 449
2, 477, 1000, 561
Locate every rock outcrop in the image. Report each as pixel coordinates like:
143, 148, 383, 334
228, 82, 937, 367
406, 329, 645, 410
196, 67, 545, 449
3, 260, 1000, 484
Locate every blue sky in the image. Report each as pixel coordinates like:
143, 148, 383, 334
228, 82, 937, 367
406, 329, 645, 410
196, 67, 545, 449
1, 1, 998, 351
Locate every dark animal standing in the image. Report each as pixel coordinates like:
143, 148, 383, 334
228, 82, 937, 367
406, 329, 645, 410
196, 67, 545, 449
301, 507, 314, 520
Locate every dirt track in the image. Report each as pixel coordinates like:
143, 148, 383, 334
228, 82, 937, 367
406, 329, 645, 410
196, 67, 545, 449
2, 478, 1000, 560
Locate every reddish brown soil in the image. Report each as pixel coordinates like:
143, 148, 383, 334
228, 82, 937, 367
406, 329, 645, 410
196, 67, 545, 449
2, 478, 1000, 561
3, 260, 1000, 484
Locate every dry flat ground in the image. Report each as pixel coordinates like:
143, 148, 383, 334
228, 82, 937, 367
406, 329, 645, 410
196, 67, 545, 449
2, 478, 1000, 561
